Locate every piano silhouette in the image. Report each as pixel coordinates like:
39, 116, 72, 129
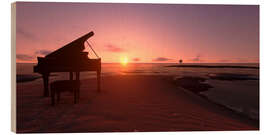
34, 31, 101, 97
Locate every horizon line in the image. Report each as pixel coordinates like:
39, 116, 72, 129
16, 62, 260, 64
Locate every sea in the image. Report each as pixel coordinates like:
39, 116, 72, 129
16, 63, 259, 121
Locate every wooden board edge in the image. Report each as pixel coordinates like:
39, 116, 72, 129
11, 2, 16, 133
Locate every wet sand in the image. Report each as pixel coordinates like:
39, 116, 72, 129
16, 75, 258, 133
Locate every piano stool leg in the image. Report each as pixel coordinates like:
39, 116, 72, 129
57, 91, 60, 103
77, 88, 80, 103
77, 89, 79, 103
42, 73, 50, 97
51, 87, 55, 106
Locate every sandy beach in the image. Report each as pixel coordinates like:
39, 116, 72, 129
16, 75, 258, 133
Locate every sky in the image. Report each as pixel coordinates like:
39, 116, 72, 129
16, 2, 259, 63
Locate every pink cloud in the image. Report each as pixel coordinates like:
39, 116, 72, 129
190, 54, 203, 62
153, 57, 173, 62
132, 58, 140, 61
105, 44, 125, 52
35, 49, 52, 56
16, 54, 34, 61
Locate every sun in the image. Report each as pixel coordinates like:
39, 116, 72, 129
120, 56, 128, 66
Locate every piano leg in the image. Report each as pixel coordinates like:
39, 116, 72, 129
74, 88, 77, 104
97, 69, 101, 92
42, 73, 50, 97
51, 85, 55, 106
69, 72, 73, 80
75, 72, 80, 102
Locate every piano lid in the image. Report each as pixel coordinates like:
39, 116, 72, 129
45, 31, 94, 58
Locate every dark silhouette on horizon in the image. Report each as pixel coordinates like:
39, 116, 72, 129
179, 59, 183, 64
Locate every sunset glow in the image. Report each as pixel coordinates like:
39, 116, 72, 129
120, 56, 128, 66
16, 2, 259, 63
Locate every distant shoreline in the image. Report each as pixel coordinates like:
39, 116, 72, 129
166, 64, 259, 69
16, 74, 58, 83
16, 74, 41, 83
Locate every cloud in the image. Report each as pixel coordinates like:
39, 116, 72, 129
17, 27, 39, 41
218, 57, 259, 63
16, 54, 34, 61
132, 58, 140, 62
190, 54, 203, 62
105, 44, 125, 52
153, 57, 172, 62
35, 49, 52, 56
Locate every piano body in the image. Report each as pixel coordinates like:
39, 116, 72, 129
34, 31, 101, 97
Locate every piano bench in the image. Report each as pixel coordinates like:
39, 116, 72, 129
50, 80, 80, 106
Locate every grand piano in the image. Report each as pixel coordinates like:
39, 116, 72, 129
34, 31, 101, 97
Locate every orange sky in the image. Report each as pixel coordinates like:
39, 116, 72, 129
16, 2, 259, 63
